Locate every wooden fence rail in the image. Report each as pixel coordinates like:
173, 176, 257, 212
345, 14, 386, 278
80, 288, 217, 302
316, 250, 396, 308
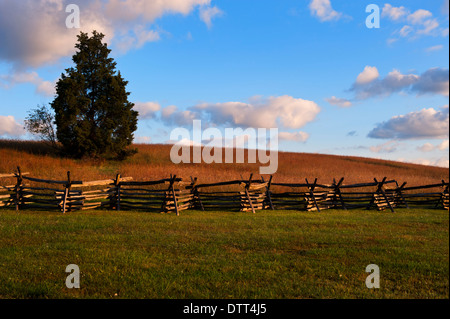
0, 168, 448, 214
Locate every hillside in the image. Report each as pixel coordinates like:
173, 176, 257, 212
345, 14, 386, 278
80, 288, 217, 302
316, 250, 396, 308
0, 139, 447, 186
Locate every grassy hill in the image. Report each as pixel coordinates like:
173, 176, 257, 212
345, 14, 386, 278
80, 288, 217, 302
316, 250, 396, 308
0, 139, 448, 186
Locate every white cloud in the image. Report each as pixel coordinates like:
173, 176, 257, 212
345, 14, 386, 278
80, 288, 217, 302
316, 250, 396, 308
417, 142, 436, 152
351, 68, 419, 99
105, 0, 210, 24
193, 95, 321, 129
134, 136, 152, 144
398, 156, 449, 168
0, 70, 55, 97
382, 4, 409, 21
425, 45, 444, 52
412, 67, 449, 96
134, 101, 161, 119
407, 9, 433, 25
382, 4, 447, 41
355, 66, 380, 85
0, 0, 114, 68
368, 106, 449, 140
278, 131, 310, 142
309, 0, 343, 22
161, 105, 177, 119
399, 25, 413, 37
416, 18, 440, 36
115, 27, 160, 53
0, 115, 26, 137
435, 157, 449, 167
438, 139, 450, 150
325, 96, 352, 108
350, 67, 448, 99
0, 0, 220, 68
199, 5, 223, 28
369, 140, 400, 153
161, 105, 198, 126
417, 139, 449, 152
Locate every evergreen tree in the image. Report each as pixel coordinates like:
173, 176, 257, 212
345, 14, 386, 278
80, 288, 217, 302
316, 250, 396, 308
51, 31, 138, 159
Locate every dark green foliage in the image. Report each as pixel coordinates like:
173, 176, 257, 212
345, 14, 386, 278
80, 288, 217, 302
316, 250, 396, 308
51, 31, 138, 159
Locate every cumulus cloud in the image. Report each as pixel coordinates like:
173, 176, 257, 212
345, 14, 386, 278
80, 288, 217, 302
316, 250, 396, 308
0, 115, 26, 137
355, 66, 380, 85
407, 9, 433, 25
416, 18, 440, 36
0, 0, 114, 68
368, 106, 449, 140
278, 131, 310, 142
350, 66, 449, 99
351, 67, 419, 99
382, 3, 448, 40
0, 0, 220, 69
115, 27, 160, 53
0, 0, 223, 97
325, 96, 352, 108
412, 67, 449, 96
382, 4, 408, 21
0, 71, 56, 97
417, 140, 449, 152
161, 105, 198, 126
192, 95, 321, 129
104, 0, 210, 24
199, 5, 223, 28
308, 0, 343, 22
398, 156, 449, 168
134, 101, 161, 119
369, 140, 400, 153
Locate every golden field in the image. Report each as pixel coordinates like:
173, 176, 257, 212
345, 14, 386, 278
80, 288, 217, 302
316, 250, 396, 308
0, 139, 447, 187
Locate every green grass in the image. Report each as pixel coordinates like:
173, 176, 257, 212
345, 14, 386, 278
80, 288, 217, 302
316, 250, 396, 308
0, 209, 448, 299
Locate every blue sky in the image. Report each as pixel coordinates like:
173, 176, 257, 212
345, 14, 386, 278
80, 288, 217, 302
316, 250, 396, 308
0, 0, 449, 167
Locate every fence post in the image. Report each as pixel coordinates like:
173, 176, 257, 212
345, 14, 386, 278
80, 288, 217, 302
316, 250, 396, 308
15, 166, 23, 212
62, 171, 72, 214
261, 175, 274, 210
395, 181, 409, 209
170, 175, 179, 216
190, 176, 204, 211
374, 177, 395, 213
115, 173, 121, 211
244, 174, 255, 214
334, 177, 346, 210
306, 178, 320, 212
438, 180, 449, 210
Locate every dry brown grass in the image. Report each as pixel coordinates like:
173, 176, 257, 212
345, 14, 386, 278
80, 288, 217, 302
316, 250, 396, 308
0, 140, 448, 187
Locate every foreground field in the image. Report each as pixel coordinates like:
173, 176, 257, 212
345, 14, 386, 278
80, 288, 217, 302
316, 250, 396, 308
0, 209, 448, 299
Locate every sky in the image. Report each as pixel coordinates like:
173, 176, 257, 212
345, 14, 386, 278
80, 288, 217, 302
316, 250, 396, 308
0, 0, 449, 167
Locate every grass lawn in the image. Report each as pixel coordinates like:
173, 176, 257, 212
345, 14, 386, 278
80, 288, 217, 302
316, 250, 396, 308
0, 209, 448, 299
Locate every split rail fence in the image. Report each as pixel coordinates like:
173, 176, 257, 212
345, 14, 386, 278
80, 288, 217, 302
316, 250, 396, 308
0, 168, 448, 214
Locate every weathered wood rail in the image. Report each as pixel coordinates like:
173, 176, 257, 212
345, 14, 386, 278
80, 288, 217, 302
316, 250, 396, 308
0, 168, 448, 214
